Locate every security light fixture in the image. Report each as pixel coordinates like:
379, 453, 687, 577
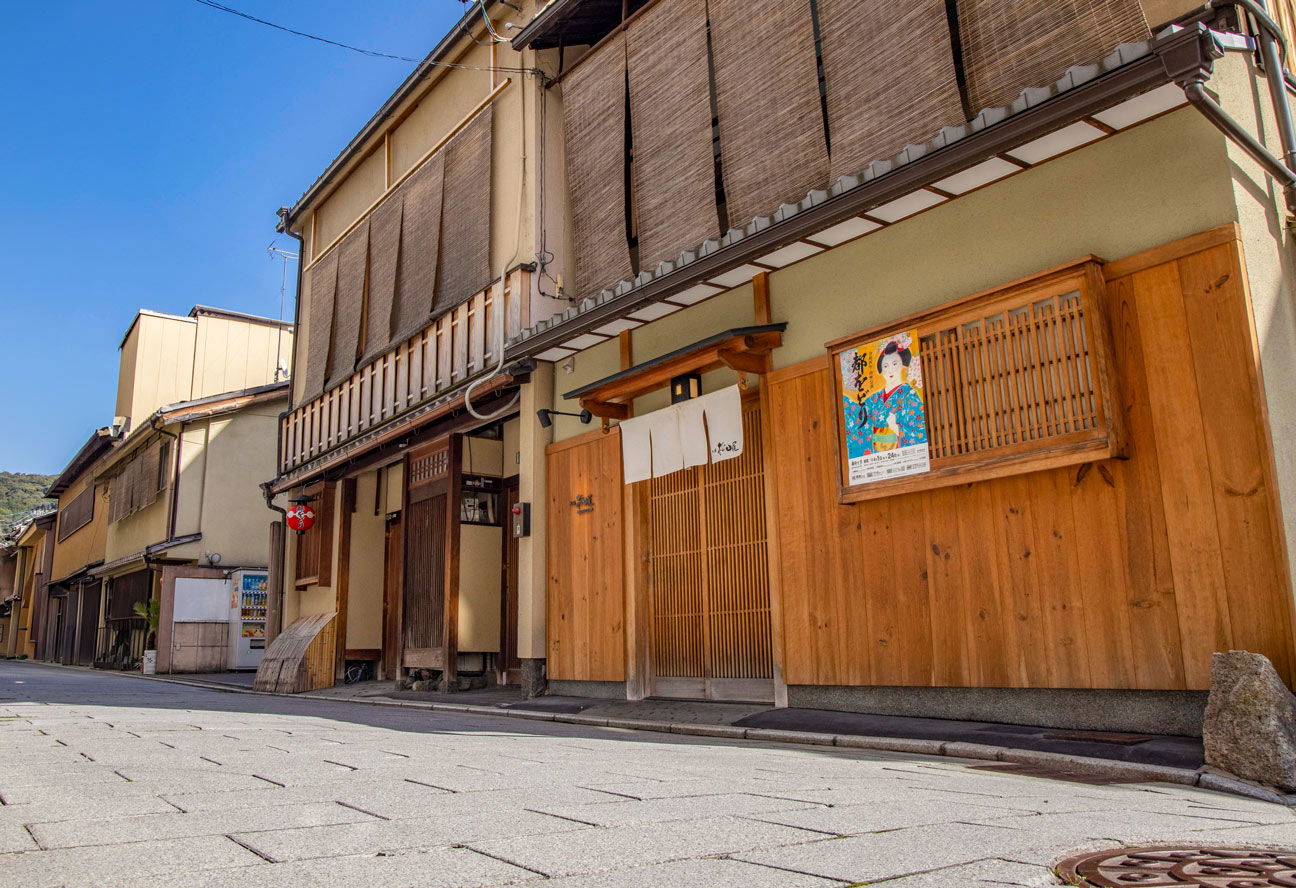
536, 408, 593, 429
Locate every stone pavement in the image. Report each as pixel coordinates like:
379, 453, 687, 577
2, 661, 1294, 888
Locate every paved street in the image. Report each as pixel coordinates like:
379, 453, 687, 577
2, 662, 1294, 888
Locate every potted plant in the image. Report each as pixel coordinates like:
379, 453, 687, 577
132, 598, 160, 674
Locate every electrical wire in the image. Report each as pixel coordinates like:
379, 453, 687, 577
191, 0, 539, 76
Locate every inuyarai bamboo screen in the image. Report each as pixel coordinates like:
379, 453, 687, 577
829, 261, 1122, 503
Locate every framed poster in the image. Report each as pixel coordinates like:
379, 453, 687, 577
835, 330, 931, 486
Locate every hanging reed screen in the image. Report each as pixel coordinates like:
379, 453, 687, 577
829, 259, 1123, 504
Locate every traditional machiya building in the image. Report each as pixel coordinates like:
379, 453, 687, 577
0, 542, 16, 652
39, 432, 113, 666
494, 0, 1296, 733
266, 2, 563, 693
81, 306, 292, 673
8, 514, 54, 660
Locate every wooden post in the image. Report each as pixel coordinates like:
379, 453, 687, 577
334, 480, 356, 680
619, 329, 634, 370
753, 272, 772, 326
266, 520, 285, 644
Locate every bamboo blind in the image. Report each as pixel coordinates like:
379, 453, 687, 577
301, 251, 339, 402
106, 441, 164, 524
327, 218, 370, 391
647, 403, 773, 684
563, 33, 635, 298
957, 0, 1149, 113
57, 485, 95, 542
817, 0, 966, 180
394, 153, 445, 344
361, 195, 402, 366
707, 0, 828, 223
626, 0, 718, 273
435, 106, 493, 315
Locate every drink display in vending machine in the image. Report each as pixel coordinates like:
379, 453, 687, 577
232, 571, 269, 670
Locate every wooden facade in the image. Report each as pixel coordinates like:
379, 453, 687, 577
545, 227, 1296, 695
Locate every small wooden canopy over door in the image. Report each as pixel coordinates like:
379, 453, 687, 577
402, 435, 461, 681
643, 398, 774, 702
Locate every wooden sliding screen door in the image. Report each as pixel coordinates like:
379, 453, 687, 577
646, 400, 774, 702
402, 435, 460, 681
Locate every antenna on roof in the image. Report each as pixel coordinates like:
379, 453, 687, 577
267, 242, 299, 382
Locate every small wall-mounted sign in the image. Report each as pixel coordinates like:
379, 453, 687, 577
569, 494, 594, 514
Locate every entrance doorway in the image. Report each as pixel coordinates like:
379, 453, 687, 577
402, 436, 458, 682
644, 400, 774, 702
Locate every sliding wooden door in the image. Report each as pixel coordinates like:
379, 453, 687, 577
402, 436, 460, 681
646, 400, 774, 702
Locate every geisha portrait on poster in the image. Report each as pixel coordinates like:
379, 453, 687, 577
835, 329, 931, 486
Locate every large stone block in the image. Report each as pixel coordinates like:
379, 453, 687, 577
1203, 650, 1296, 791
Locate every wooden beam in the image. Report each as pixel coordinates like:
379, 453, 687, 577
753, 272, 771, 326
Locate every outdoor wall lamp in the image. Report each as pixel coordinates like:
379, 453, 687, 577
536, 408, 592, 429
670, 373, 702, 404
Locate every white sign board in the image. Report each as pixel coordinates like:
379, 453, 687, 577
172, 577, 231, 623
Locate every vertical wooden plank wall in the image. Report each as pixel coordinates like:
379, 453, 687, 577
545, 429, 626, 682
765, 231, 1295, 690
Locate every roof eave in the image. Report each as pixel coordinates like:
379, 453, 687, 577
504, 25, 1208, 361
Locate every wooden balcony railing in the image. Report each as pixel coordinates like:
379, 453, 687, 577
280, 270, 528, 474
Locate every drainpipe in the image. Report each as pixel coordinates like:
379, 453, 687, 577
149, 416, 182, 542
1162, 18, 1296, 214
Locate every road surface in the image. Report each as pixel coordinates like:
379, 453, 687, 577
2, 660, 1294, 887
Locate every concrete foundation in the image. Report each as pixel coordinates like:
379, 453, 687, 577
788, 685, 1210, 737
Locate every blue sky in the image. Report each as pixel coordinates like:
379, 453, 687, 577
0, 1, 468, 475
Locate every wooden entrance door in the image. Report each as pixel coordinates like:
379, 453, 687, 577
76, 581, 101, 666
646, 401, 774, 702
402, 436, 460, 683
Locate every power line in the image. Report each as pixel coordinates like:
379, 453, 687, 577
192, 0, 422, 61
191, 0, 539, 76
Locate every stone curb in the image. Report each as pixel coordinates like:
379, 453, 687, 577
15, 661, 1293, 806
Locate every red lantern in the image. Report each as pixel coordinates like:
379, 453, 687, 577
286, 502, 316, 534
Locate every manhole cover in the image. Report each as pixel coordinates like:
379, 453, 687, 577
1058, 846, 1296, 886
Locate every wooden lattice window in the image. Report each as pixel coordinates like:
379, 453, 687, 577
294, 481, 334, 588
106, 440, 165, 523
827, 258, 1123, 503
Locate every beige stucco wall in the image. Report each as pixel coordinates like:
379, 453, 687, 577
547, 105, 1239, 441
1214, 54, 1296, 607
191, 315, 292, 400
194, 410, 282, 568
103, 491, 169, 568
115, 313, 196, 431
346, 471, 386, 651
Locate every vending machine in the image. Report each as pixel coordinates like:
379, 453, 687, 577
230, 570, 269, 670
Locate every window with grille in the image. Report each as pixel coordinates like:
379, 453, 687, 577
828, 259, 1123, 503
293, 481, 334, 588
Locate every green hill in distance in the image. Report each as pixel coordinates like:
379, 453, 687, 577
0, 472, 57, 524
